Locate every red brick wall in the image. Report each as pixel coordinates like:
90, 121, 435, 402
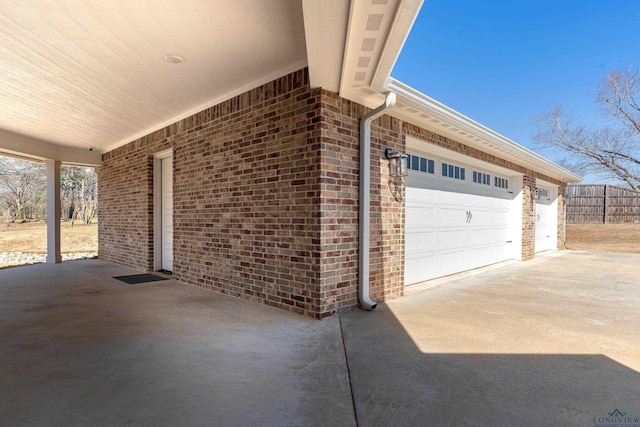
97, 148, 156, 271
317, 93, 405, 314
98, 70, 406, 318
100, 70, 327, 317
172, 79, 325, 317
99, 67, 568, 318
316, 93, 361, 314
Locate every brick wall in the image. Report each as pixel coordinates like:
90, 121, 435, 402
100, 70, 327, 317
556, 184, 567, 248
370, 115, 405, 301
317, 94, 405, 313
317, 93, 361, 314
99, 69, 406, 318
98, 148, 155, 271
99, 67, 568, 318
172, 79, 325, 316
522, 174, 537, 260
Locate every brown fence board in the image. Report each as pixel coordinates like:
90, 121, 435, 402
565, 184, 640, 223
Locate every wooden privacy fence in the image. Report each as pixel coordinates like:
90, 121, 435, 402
565, 184, 640, 223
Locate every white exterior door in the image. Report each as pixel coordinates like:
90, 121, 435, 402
404, 152, 519, 286
535, 182, 558, 253
161, 156, 173, 271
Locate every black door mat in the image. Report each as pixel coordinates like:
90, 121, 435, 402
113, 274, 169, 285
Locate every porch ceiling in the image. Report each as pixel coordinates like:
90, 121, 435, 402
0, 0, 308, 162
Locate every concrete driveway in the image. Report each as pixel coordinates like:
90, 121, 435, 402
1, 251, 639, 426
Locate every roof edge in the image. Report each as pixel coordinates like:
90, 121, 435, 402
386, 78, 582, 183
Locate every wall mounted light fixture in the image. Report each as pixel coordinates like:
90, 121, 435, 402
384, 148, 408, 178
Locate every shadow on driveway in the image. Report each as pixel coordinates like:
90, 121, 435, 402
1, 251, 639, 426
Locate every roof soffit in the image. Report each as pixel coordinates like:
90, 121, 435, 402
302, 0, 350, 92
339, 0, 423, 109
0, 0, 307, 161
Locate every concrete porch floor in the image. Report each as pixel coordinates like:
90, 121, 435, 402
1, 251, 639, 426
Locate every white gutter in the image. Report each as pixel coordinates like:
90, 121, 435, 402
385, 78, 582, 183
359, 92, 396, 311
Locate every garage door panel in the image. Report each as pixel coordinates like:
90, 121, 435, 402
405, 230, 436, 255
469, 227, 491, 245
468, 246, 493, 267
469, 227, 491, 244
491, 243, 512, 260
407, 187, 437, 202
466, 193, 486, 206
437, 249, 468, 278
468, 209, 492, 226
491, 210, 512, 226
489, 242, 513, 264
489, 226, 512, 244
405, 255, 436, 284
438, 228, 467, 249
438, 207, 466, 225
406, 205, 436, 228
438, 190, 467, 204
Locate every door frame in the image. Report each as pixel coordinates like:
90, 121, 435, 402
153, 149, 173, 271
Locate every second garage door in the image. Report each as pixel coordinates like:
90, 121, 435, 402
404, 153, 519, 286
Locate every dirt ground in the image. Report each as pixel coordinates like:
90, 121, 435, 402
0, 220, 638, 266
0, 220, 98, 255
565, 223, 640, 254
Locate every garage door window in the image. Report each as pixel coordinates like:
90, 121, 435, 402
473, 171, 491, 185
442, 162, 466, 180
408, 153, 435, 174
494, 177, 509, 189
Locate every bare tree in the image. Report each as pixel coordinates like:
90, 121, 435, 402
0, 157, 46, 223
0, 157, 97, 225
534, 66, 640, 189
61, 166, 97, 226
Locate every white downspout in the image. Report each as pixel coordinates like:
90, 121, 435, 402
359, 92, 396, 310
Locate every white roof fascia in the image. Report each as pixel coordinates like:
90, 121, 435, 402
370, 0, 424, 91
386, 78, 582, 183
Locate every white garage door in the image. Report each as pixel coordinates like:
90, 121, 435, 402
405, 154, 518, 286
535, 183, 558, 253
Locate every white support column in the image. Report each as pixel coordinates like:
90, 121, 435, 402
46, 159, 62, 264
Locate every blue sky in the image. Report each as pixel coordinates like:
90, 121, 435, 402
392, 1, 640, 183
